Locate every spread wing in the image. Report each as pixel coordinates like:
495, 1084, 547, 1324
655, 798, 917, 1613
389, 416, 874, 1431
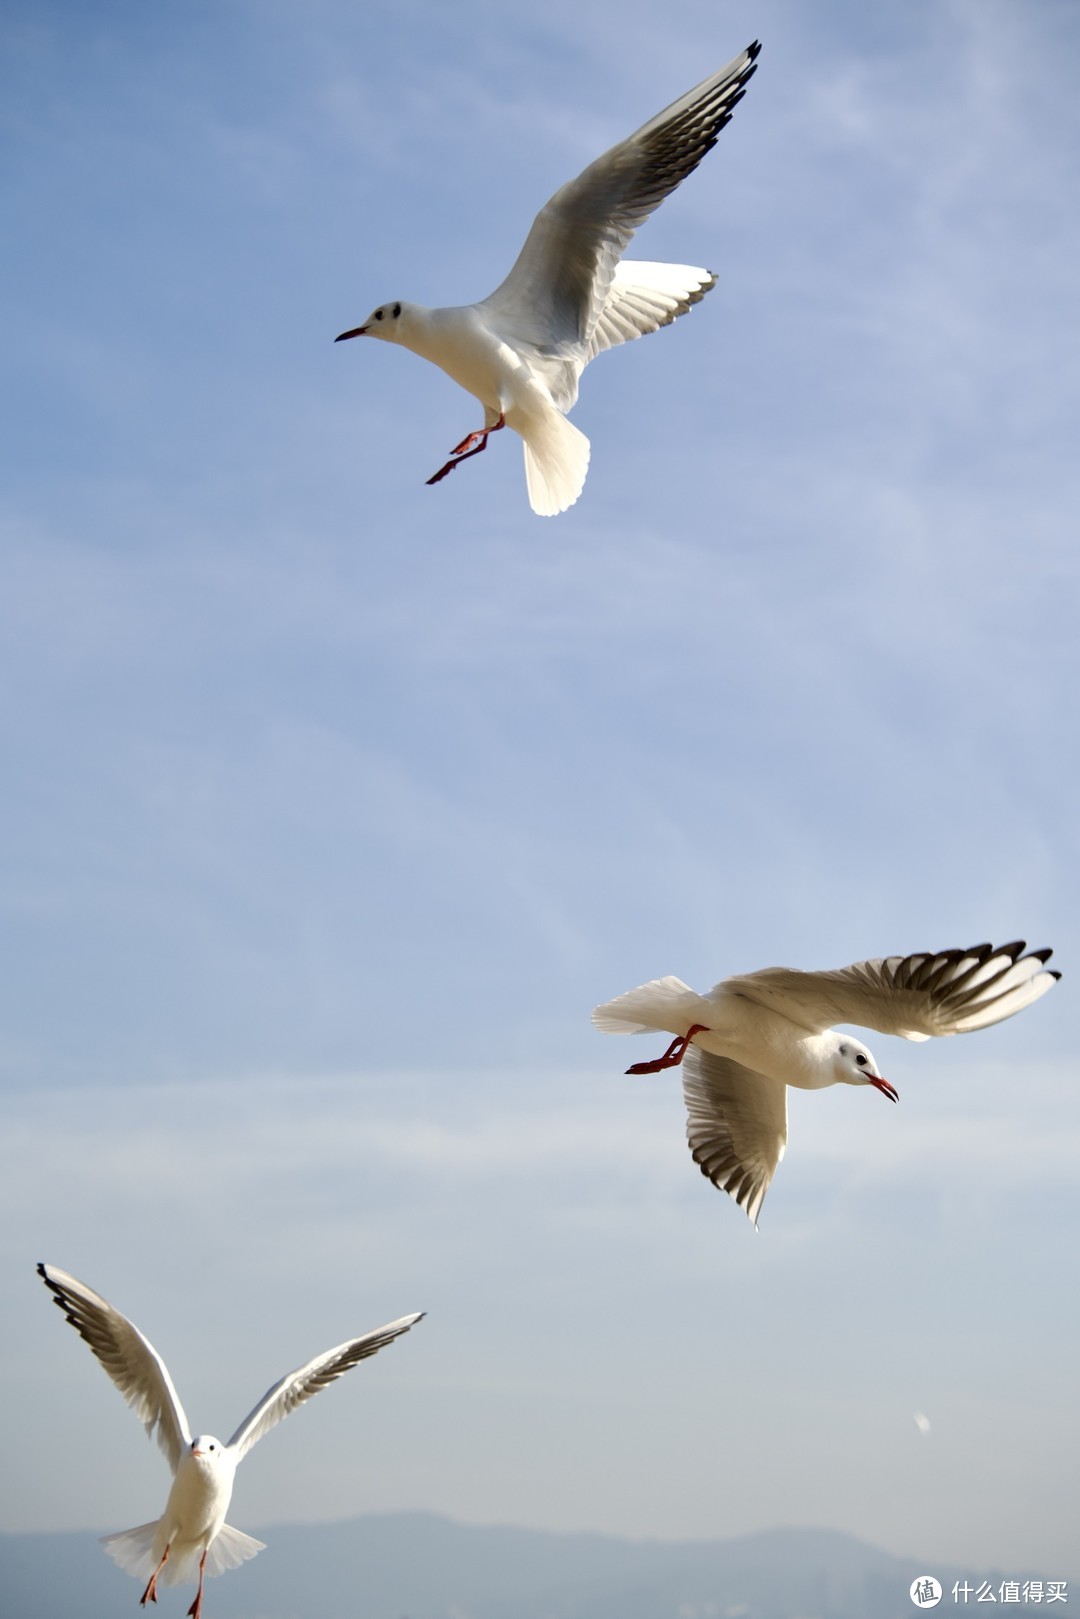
38, 1262, 191, 1474
583, 261, 717, 364
682, 1049, 787, 1228
720, 942, 1060, 1041
226, 1312, 424, 1464
480, 43, 760, 353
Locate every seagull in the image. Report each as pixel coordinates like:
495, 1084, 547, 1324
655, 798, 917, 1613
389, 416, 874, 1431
336, 42, 760, 516
37, 1263, 423, 1618
592, 941, 1060, 1227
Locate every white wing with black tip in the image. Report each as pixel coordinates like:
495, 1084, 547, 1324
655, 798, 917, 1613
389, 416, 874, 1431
480, 42, 760, 361
682, 1049, 788, 1228
585, 261, 718, 364
37, 1262, 192, 1474
225, 1312, 425, 1464
720, 942, 1059, 1041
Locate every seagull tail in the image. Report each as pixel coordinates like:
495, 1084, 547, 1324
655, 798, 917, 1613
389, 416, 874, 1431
522, 411, 590, 517
204, 1523, 267, 1577
100, 1521, 265, 1585
100, 1522, 162, 1581
592, 976, 714, 1037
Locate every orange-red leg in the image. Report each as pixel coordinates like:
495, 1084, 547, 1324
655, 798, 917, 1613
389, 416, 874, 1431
427, 414, 505, 486
450, 416, 505, 456
186, 1549, 208, 1619
625, 1024, 709, 1075
140, 1543, 169, 1606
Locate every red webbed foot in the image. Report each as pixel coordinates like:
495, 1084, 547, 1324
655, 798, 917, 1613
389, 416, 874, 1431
626, 1024, 709, 1075
427, 414, 505, 486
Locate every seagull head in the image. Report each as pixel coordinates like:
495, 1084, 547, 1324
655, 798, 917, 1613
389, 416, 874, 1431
833, 1038, 899, 1102
189, 1434, 227, 1466
335, 301, 406, 345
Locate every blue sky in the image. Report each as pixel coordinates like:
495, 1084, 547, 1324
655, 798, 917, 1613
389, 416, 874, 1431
2, 0, 1078, 1582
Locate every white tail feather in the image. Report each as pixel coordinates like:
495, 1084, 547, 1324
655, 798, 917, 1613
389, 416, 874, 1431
101, 1521, 265, 1586
100, 1521, 160, 1580
592, 976, 715, 1037
522, 412, 591, 516
204, 1523, 266, 1577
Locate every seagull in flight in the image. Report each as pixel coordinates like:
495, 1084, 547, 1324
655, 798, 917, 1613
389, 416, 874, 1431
336, 42, 760, 515
592, 941, 1060, 1227
37, 1263, 423, 1618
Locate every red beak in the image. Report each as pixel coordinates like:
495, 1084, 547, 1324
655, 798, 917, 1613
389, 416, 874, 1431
869, 1075, 899, 1103
334, 325, 368, 342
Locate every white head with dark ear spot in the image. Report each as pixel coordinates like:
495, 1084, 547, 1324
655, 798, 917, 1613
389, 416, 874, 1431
335, 301, 406, 344
833, 1037, 899, 1102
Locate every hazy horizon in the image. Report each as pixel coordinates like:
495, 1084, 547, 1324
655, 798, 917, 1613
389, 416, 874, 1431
6, 1510, 1075, 1619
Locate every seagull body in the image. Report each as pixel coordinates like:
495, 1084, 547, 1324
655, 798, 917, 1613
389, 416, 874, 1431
113, 1441, 246, 1610
593, 942, 1060, 1226
37, 1263, 423, 1618
336, 42, 761, 515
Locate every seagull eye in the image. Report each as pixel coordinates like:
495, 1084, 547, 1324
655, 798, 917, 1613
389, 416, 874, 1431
375, 308, 384, 321
855, 1054, 867, 1067
393, 302, 401, 318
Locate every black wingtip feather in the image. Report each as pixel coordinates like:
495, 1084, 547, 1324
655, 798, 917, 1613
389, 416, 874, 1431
37, 1262, 63, 1304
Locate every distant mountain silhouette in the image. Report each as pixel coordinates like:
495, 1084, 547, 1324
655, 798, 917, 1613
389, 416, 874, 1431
0, 1510, 1063, 1619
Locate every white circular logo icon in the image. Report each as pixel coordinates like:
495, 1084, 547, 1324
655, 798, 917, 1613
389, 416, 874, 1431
910, 1576, 942, 1607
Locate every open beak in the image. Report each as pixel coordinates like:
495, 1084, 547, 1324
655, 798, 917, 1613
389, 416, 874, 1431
334, 325, 367, 342
869, 1075, 899, 1103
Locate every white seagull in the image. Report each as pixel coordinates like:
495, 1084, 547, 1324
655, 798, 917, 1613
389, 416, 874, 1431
336, 42, 760, 516
592, 941, 1060, 1227
38, 1263, 423, 1618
